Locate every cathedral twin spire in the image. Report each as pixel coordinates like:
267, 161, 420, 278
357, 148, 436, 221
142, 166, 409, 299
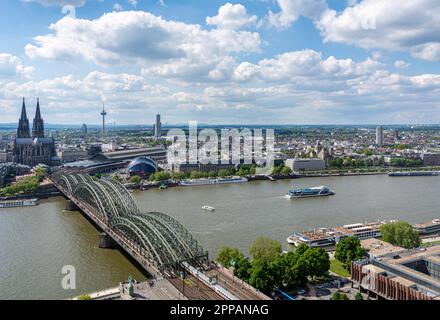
17, 98, 45, 139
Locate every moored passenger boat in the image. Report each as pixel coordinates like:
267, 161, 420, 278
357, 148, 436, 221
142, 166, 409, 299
388, 171, 439, 177
286, 220, 392, 247
0, 198, 39, 209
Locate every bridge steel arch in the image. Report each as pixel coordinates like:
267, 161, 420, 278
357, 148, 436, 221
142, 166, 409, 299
53, 172, 208, 273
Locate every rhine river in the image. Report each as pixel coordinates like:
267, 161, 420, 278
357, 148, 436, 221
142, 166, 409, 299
1, 174, 439, 299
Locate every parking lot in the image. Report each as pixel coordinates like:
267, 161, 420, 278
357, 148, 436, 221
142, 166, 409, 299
279, 277, 367, 300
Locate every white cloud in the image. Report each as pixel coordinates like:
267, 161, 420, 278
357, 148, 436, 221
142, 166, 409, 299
25, 11, 261, 70
394, 60, 410, 69
206, 3, 257, 30
127, 0, 137, 7
317, 0, 440, 61
113, 3, 123, 11
0, 54, 34, 79
411, 43, 440, 62
232, 50, 384, 82
268, 0, 328, 28
23, 0, 86, 7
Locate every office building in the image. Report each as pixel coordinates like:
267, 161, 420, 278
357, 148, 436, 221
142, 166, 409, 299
154, 114, 162, 139
376, 126, 384, 147
285, 158, 326, 171
351, 244, 440, 300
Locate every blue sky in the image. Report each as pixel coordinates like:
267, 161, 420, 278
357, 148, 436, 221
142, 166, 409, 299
0, 0, 440, 125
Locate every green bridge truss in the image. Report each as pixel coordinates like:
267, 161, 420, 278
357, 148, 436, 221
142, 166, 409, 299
53, 172, 208, 272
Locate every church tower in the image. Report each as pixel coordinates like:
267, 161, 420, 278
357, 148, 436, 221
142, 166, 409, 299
17, 98, 30, 138
32, 98, 45, 138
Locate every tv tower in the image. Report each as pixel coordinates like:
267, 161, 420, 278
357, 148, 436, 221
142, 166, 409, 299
101, 103, 107, 136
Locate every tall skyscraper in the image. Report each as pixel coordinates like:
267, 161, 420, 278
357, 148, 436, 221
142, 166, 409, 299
81, 123, 88, 135
154, 114, 162, 139
101, 103, 107, 136
376, 126, 384, 147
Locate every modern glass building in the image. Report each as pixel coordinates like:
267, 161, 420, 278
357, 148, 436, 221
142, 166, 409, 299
127, 157, 158, 177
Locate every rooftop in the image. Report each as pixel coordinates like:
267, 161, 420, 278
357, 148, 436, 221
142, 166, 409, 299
361, 239, 405, 258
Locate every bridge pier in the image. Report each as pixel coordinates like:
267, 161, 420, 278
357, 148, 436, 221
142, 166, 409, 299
65, 200, 79, 211
99, 233, 117, 249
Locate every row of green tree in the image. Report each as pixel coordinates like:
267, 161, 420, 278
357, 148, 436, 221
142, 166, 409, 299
0, 167, 46, 197
147, 165, 258, 182
330, 157, 385, 168
389, 158, 423, 167
0, 176, 41, 197
332, 292, 364, 300
271, 165, 293, 176
216, 237, 330, 294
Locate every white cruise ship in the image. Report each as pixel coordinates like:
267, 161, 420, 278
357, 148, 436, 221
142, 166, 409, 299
0, 198, 39, 209
287, 220, 392, 247
179, 177, 248, 187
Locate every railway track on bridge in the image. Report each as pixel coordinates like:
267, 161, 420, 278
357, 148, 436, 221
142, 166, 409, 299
50, 171, 270, 301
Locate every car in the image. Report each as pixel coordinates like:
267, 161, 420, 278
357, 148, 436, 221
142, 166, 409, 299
298, 289, 306, 295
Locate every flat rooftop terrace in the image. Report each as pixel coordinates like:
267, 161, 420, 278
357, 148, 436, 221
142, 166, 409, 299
372, 245, 440, 296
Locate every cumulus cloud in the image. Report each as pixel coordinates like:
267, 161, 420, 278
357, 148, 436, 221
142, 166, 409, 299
232, 49, 384, 82
206, 3, 257, 30
25, 11, 261, 71
317, 0, 440, 61
394, 60, 410, 69
268, 0, 328, 28
0, 54, 34, 79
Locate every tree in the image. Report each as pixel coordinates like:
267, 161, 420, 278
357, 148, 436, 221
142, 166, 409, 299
77, 295, 92, 300
248, 261, 275, 294
190, 171, 204, 179
343, 156, 353, 167
130, 175, 142, 184
218, 169, 230, 178
235, 256, 252, 281
335, 237, 367, 270
34, 166, 47, 182
150, 171, 172, 182
249, 237, 282, 264
295, 244, 310, 257
297, 248, 330, 280
332, 292, 349, 300
0, 176, 40, 197
216, 247, 245, 268
355, 292, 364, 300
272, 165, 283, 175
380, 221, 421, 249
281, 166, 292, 175
208, 171, 218, 178
271, 251, 307, 290
172, 172, 187, 180
330, 158, 343, 169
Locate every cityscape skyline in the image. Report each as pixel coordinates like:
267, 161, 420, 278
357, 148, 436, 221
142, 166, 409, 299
0, 1, 440, 125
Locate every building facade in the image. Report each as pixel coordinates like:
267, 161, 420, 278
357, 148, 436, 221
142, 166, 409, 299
376, 126, 384, 147
12, 99, 59, 167
285, 158, 326, 171
154, 114, 162, 139
422, 153, 440, 166
57, 147, 88, 164
351, 245, 440, 300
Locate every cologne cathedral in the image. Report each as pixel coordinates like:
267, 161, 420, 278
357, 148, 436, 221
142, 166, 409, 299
13, 98, 59, 167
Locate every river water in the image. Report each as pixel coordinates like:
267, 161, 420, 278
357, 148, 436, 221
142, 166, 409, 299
1, 174, 439, 299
